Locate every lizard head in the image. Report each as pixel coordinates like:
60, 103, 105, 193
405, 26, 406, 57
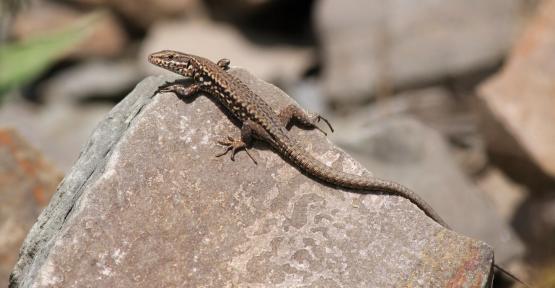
148, 50, 196, 77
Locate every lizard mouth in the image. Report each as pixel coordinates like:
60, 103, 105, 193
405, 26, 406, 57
148, 54, 161, 66
148, 52, 171, 67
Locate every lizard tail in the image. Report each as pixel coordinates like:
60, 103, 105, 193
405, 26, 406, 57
276, 138, 449, 228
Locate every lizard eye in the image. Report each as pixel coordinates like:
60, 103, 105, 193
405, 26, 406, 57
167, 54, 174, 60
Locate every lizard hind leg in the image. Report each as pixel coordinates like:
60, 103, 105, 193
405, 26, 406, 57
215, 121, 257, 164
278, 104, 334, 136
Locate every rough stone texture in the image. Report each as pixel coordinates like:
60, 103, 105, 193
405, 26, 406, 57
316, 0, 527, 102
331, 115, 524, 264
0, 129, 62, 286
10, 1, 128, 58
11, 70, 493, 287
478, 0, 555, 180
141, 20, 314, 84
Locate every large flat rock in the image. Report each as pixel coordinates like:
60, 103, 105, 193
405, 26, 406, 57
11, 68, 493, 287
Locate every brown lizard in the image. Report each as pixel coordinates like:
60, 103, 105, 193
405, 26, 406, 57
148, 50, 530, 287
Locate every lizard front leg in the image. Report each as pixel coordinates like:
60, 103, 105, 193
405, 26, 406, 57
158, 82, 201, 100
278, 104, 334, 136
217, 58, 231, 71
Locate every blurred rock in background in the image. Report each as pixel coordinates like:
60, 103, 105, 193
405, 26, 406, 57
479, 0, 555, 185
0, 129, 61, 284
315, 0, 528, 103
140, 20, 314, 85
479, 0, 555, 269
0, 100, 113, 171
1, 0, 553, 286
10, 1, 128, 58
74, 0, 201, 28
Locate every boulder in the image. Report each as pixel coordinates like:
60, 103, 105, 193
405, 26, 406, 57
11, 69, 493, 287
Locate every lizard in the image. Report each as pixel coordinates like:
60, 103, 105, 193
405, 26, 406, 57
148, 50, 530, 287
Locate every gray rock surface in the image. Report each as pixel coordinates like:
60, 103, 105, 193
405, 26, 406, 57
331, 115, 524, 264
316, 0, 527, 102
11, 69, 493, 287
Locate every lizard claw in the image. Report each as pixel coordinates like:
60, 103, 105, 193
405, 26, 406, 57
158, 81, 175, 91
315, 115, 334, 133
157, 82, 177, 94
308, 114, 334, 136
215, 136, 257, 164
314, 127, 327, 136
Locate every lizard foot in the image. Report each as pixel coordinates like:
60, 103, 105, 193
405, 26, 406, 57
278, 104, 334, 136
215, 136, 257, 164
